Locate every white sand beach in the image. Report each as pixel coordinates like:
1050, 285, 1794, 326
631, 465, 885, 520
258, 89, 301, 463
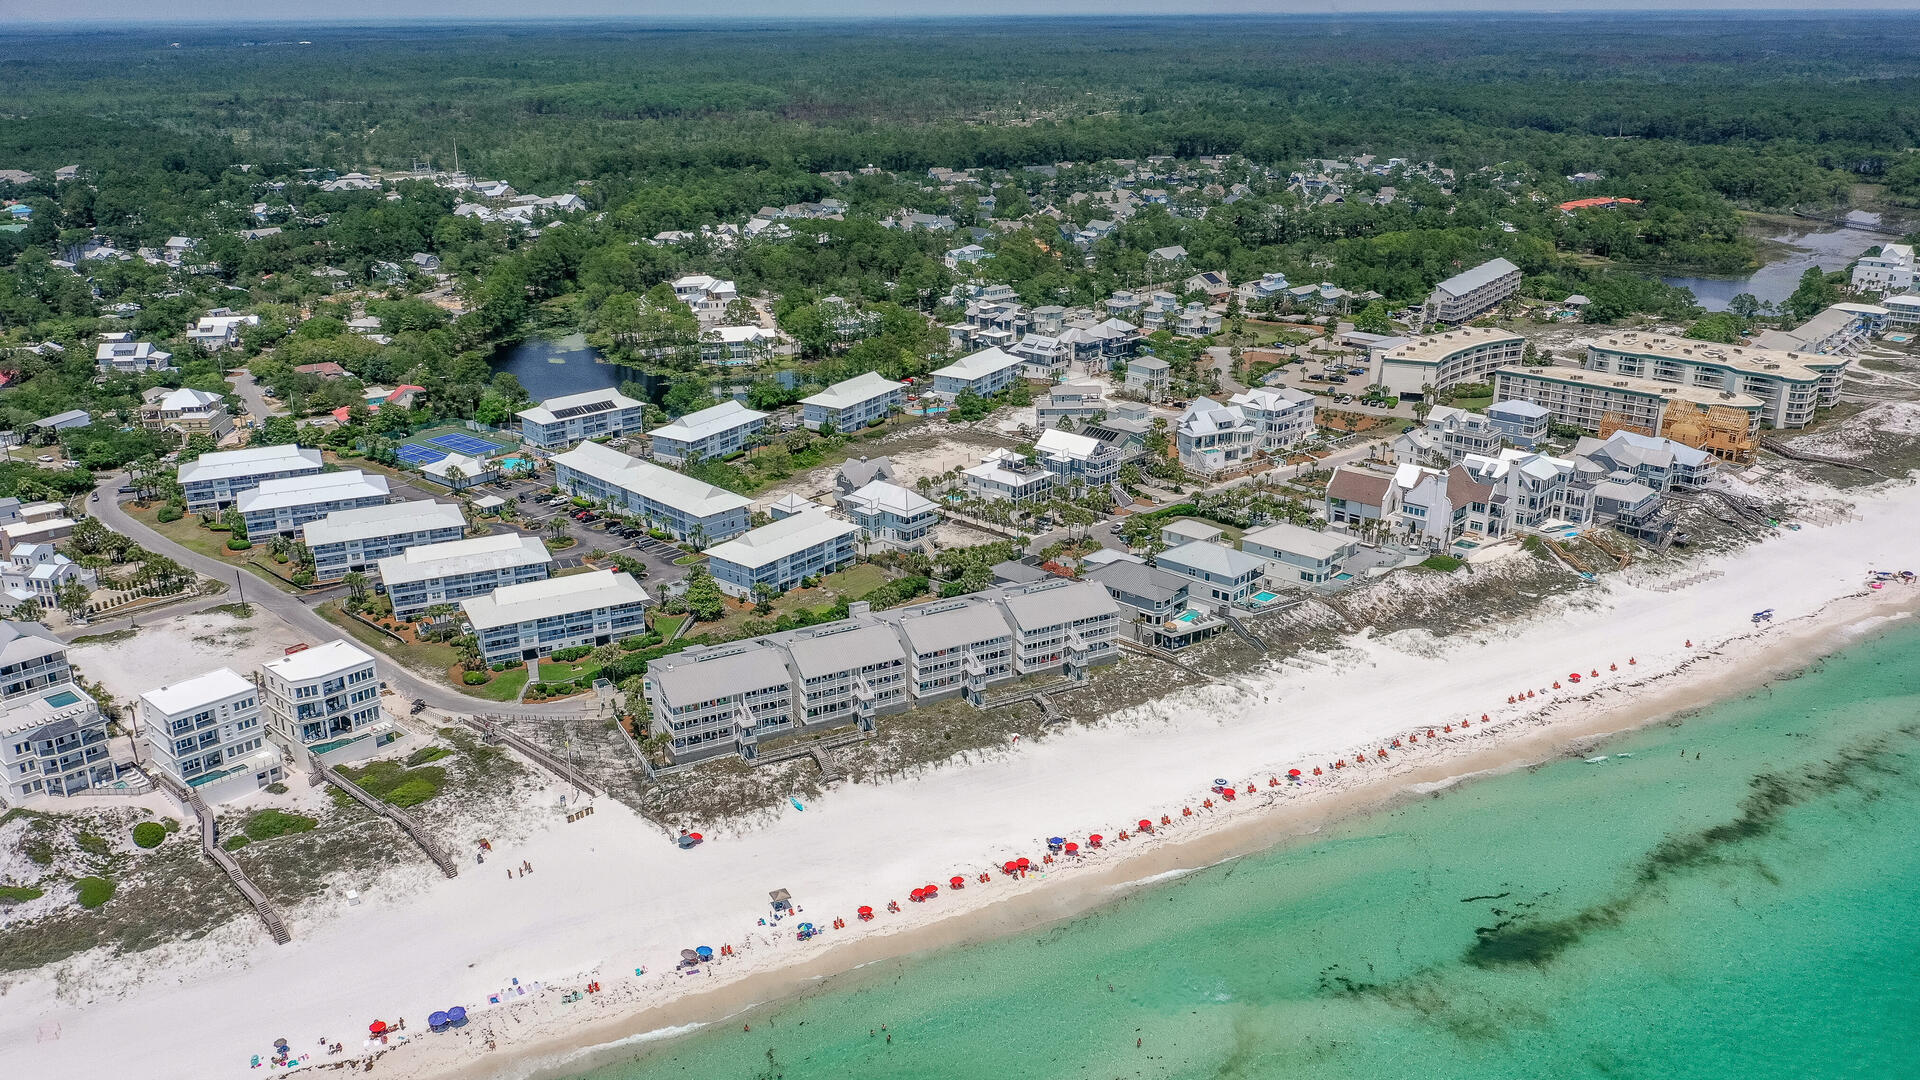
7, 477, 1920, 1080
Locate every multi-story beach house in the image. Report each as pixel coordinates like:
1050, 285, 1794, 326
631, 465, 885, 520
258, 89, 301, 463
516, 389, 646, 451
237, 470, 390, 538
1420, 257, 1521, 327
461, 570, 651, 665
1371, 328, 1526, 399
995, 579, 1122, 678
377, 533, 553, 621
1570, 431, 1717, 493
644, 641, 803, 762
1123, 356, 1171, 401
1228, 386, 1317, 449
138, 667, 281, 804
177, 444, 324, 513
551, 441, 750, 543
1491, 366, 1765, 440
257, 640, 384, 768
300, 501, 466, 580
0, 621, 111, 803
648, 400, 768, 463
1851, 243, 1914, 295
94, 334, 174, 373
1034, 383, 1108, 429
799, 372, 904, 432
703, 510, 860, 598
1034, 428, 1122, 488
1487, 400, 1550, 448
838, 480, 940, 551
140, 387, 233, 440
1154, 541, 1268, 605
963, 449, 1055, 503
1176, 397, 1260, 475
1240, 522, 1358, 586
1393, 404, 1503, 465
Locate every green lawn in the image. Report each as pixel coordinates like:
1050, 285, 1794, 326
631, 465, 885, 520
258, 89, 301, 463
467, 666, 530, 702
820, 563, 890, 598
649, 612, 687, 640
316, 600, 461, 674
1448, 393, 1495, 413
535, 658, 601, 684
126, 502, 306, 595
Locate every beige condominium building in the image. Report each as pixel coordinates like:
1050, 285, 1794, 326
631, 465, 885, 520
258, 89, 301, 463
1371, 328, 1526, 399
1580, 332, 1844, 429
1491, 365, 1764, 445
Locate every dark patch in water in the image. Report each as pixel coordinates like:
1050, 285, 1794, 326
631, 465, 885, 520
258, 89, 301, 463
1464, 729, 1916, 970
1460, 892, 1511, 903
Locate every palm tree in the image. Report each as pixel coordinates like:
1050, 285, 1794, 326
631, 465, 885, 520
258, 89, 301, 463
545, 516, 568, 536
343, 571, 369, 599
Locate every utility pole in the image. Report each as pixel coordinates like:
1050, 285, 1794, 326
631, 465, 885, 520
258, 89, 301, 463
235, 570, 246, 606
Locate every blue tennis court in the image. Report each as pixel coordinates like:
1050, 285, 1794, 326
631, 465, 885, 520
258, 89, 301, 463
396, 443, 450, 466
428, 432, 502, 456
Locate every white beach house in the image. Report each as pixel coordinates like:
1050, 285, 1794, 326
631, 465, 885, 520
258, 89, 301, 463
462, 570, 651, 665
800, 371, 904, 432
648, 399, 769, 463
257, 640, 385, 768
378, 532, 553, 621
517, 388, 647, 451
300, 501, 467, 580
551, 440, 750, 543
138, 667, 281, 804
237, 470, 390, 538
703, 510, 860, 598
177, 444, 324, 513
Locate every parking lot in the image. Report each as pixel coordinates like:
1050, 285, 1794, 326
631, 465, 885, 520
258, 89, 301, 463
508, 487, 692, 586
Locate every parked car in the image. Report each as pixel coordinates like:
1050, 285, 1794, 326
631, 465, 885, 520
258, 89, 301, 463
1328, 375, 1348, 383
1349, 367, 1367, 376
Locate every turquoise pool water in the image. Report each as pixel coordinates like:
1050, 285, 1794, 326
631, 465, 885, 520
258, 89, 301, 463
1172, 610, 1199, 624
44, 690, 81, 707
500, 457, 531, 471
1332, 572, 1354, 581
573, 622, 1920, 1080
1250, 590, 1280, 603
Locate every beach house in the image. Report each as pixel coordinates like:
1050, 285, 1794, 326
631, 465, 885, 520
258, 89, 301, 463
839, 480, 940, 551
931, 346, 1027, 399
1228, 386, 1317, 450
644, 642, 805, 762
1154, 541, 1268, 605
0, 622, 112, 803
550, 441, 750, 543
94, 334, 174, 373
257, 640, 386, 768
1034, 427, 1123, 488
1420, 257, 1521, 327
963, 449, 1055, 503
1240, 522, 1357, 586
140, 387, 233, 440
1123, 356, 1171, 401
138, 668, 280, 804
378, 533, 553, 621
1176, 397, 1260, 474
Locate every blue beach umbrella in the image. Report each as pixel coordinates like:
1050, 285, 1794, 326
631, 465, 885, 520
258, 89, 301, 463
447, 1007, 467, 1027
428, 1012, 450, 1031
696, 946, 714, 960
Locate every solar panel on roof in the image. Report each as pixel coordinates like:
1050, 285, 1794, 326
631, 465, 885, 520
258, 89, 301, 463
550, 399, 618, 420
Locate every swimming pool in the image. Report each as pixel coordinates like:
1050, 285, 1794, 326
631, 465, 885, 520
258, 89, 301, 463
1172, 610, 1200, 624
44, 690, 81, 708
1332, 572, 1354, 582
1250, 590, 1281, 604
499, 457, 531, 471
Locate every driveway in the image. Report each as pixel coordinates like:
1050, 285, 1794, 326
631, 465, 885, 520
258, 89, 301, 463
90, 471, 596, 718
225, 367, 286, 425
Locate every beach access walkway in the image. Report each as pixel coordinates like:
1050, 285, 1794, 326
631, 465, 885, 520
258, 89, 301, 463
151, 771, 292, 944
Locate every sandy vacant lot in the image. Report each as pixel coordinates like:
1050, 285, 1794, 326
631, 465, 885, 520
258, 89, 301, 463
70, 604, 314, 706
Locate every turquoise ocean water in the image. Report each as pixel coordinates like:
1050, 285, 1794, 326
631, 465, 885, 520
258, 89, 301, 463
572, 623, 1920, 1080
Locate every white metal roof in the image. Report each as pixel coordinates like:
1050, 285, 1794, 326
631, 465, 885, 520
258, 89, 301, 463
139, 667, 255, 717
236, 470, 389, 514
1158, 540, 1267, 579
177, 443, 322, 486
842, 479, 936, 518
1432, 257, 1520, 299
301, 500, 465, 547
260, 639, 376, 683
703, 511, 860, 572
551, 441, 751, 518
461, 569, 650, 630
377, 532, 551, 586
650, 399, 768, 443
801, 371, 904, 411
516, 388, 643, 426
648, 643, 793, 704
932, 346, 1025, 382
1241, 521, 1352, 561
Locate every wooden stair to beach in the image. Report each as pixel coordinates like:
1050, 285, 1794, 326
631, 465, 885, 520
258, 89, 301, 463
153, 772, 292, 944
316, 764, 460, 878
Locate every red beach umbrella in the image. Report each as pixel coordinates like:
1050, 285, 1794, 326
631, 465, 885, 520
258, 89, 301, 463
950, 875, 966, 889
1089, 834, 1103, 845
1288, 769, 1302, 777
1016, 857, 1031, 869
689, 832, 703, 841
1064, 842, 1078, 853
1137, 819, 1152, 831
857, 905, 873, 915
1003, 861, 1019, 874
369, 1021, 388, 1036
924, 884, 938, 896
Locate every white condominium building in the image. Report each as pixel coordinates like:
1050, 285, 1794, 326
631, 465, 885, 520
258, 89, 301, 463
138, 667, 281, 803
177, 443, 324, 512
517, 389, 646, 451
0, 621, 111, 803
839, 480, 940, 550
551, 440, 750, 542
257, 640, 384, 768
1421, 257, 1521, 326
238, 469, 391, 538
703, 510, 860, 598
800, 371, 905, 432
648, 400, 768, 463
462, 569, 651, 665
1851, 243, 1913, 295
301, 501, 467, 579
930, 346, 1027, 398
378, 533, 553, 621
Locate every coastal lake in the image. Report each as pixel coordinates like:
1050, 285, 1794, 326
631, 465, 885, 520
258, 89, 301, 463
1661, 219, 1882, 311
568, 621, 1920, 1080
490, 334, 665, 402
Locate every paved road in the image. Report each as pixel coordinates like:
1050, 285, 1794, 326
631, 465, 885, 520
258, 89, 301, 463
90, 471, 592, 718
224, 368, 285, 426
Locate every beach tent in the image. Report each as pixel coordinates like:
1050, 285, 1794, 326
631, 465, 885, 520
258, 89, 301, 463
769, 888, 793, 912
